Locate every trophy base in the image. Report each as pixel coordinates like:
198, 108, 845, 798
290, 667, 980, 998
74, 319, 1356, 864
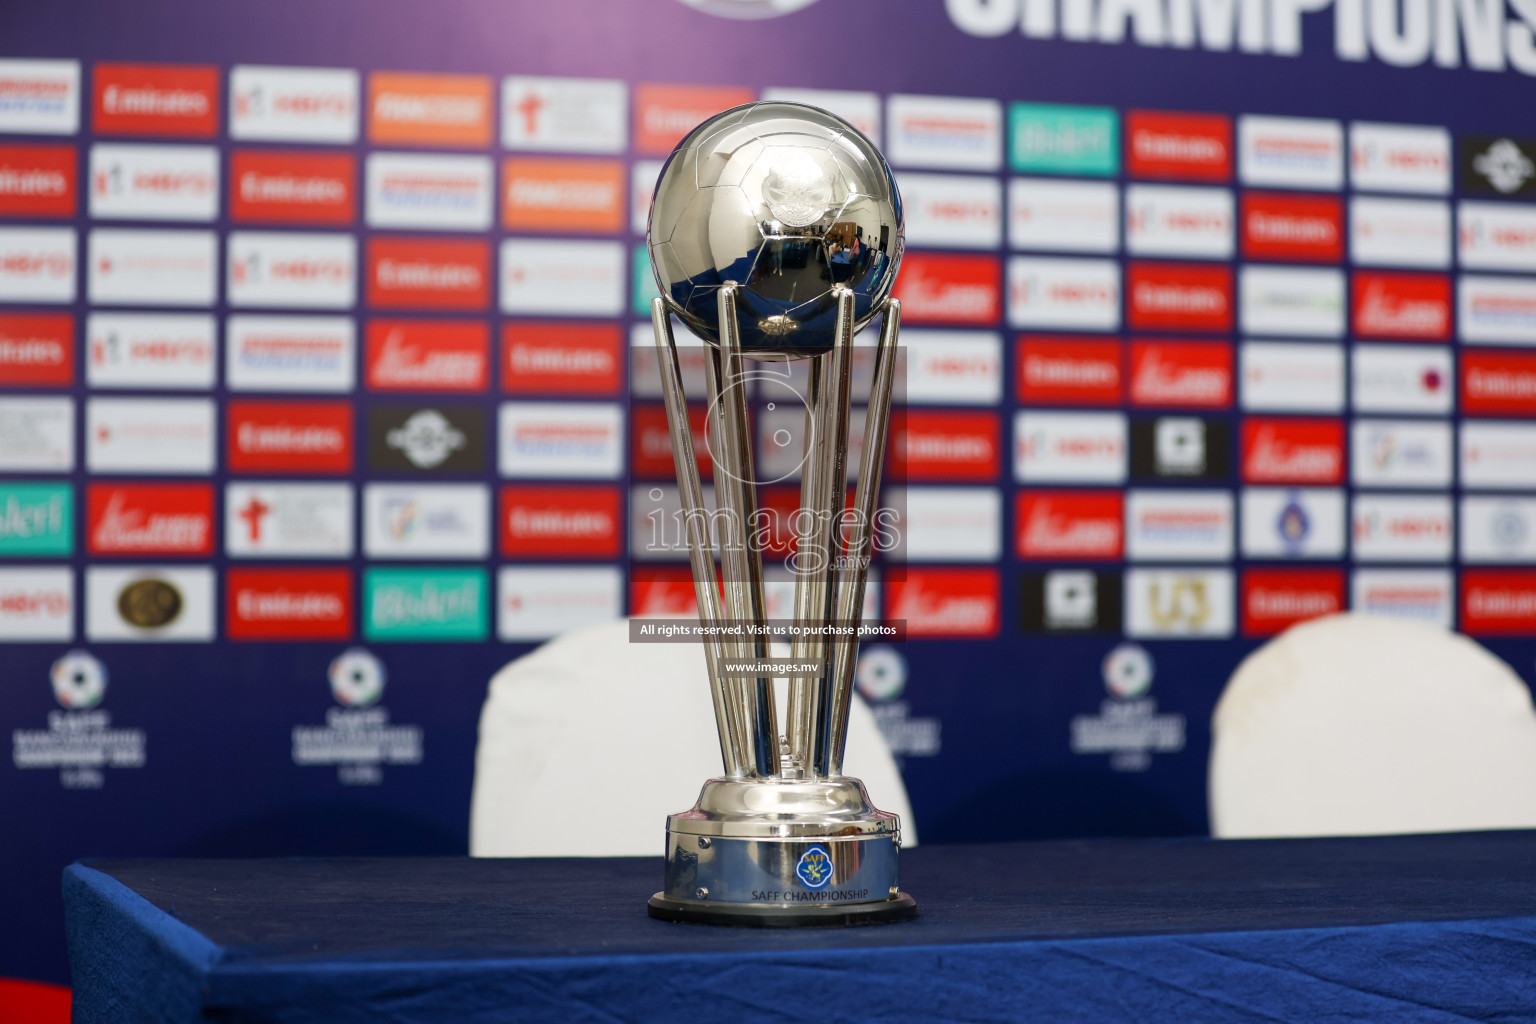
647, 891, 916, 927
651, 777, 914, 928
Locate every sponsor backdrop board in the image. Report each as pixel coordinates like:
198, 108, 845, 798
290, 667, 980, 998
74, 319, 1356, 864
5, 0, 1536, 983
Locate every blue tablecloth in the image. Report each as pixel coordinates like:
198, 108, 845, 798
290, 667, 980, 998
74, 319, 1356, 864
64, 832, 1536, 1023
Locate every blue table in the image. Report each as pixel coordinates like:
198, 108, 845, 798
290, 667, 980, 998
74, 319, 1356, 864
64, 832, 1536, 1023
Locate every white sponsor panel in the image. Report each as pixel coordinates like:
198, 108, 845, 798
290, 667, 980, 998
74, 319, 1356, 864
363, 483, 490, 559
88, 144, 219, 221
1007, 256, 1119, 330
499, 401, 624, 479
0, 567, 72, 641
1007, 178, 1118, 253
1351, 494, 1454, 562
86, 397, 216, 475
0, 397, 73, 471
88, 228, 215, 307
1349, 197, 1451, 268
1124, 185, 1234, 260
885, 94, 1001, 171
85, 566, 214, 642
229, 65, 359, 143
1239, 265, 1345, 338
225, 315, 355, 392
631, 159, 663, 236
226, 231, 355, 309
1350, 344, 1453, 415
1459, 201, 1536, 271
1124, 489, 1233, 562
0, 227, 75, 303
497, 565, 623, 641
1237, 115, 1344, 190
1459, 275, 1536, 346
1125, 568, 1235, 638
0, 59, 80, 135
365, 152, 493, 231
1461, 496, 1536, 563
899, 173, 1002, 250
1461, 420, 1536, 490
500, 238, 624, 316
1014, 410, 1127, 484
1350, 568, 1454, 628
225, 482, 353, 558
1240, 487, 1346, 559
900, 330, 1002, 406
1351, 419, 1453, 489
900, 487, 1000, 563
1349, 122, 1451, 194
1240, 341, 1345, 413
761, 87, 880, 141
86, 313, 216, 390
501, 76, 626, 153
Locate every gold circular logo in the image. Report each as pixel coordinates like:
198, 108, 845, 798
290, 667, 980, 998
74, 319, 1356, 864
118, 579, 182, 629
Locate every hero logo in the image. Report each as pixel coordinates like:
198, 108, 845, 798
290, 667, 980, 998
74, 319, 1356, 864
1018, 336, 1122, 405
1129, 340, 1231, 408
501, 485, 621, 558
1463, 350, 1536, 415
0, 568, 72, 641
906, 332, 1002, 406
895, 252, 1001, 325
89, 144, 218, 221
1008, 256, 1120, 330
898, 172, 1003, 249
1241, 418, 1344, 484
1241, 192, 1342, 261
1352, 271, 1450, 340
227, 400, 353, 474
885, 568, 999, 638
1127, 262, 1231, 332
893, 410, 1000, 481
227, 232, 355, 309
230, 151, 355, 225
1242, 569, 1343, 636
502, 322, 622, 396
1462, 571, 1536, 635
0, 313, 73, 386
0, 144, 76, 217
0, 227, 75, 304
86, 312, 215, 390
87, 483, 213, 555
1352, 494, 1454, 561
1016, 491, 1123, 559
1124, 184, 1234, 259
1459, 202, 1536, 271
1459, 276, 1536, 345
1350, 122, 1450, 195
1014, 410, 1128, 484
1127, 111, 1231, 181
230, 65, 359, 143
366, 320, 488, 392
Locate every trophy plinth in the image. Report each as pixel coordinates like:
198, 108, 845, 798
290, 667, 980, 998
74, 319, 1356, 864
644, 101, 912, 926
648, 778, 914, 926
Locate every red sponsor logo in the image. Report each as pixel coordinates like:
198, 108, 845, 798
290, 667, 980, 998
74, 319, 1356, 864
1351, 271, 1450, 341
227, 400, 353, 473
1240, 192, 1342, 263
1462, 570, 1536, 635
365, 237, 489, 311
502, 322, 623, 396
501, 484, 621, 558
227, 567, 352, 641
1242, 568, 1343, 637
892, 253, 1001, 325
1129, 339, 1232, 408
629, 566, 701, 617
634, 83, 756, 157
93, 63, 218, 137
86, 483, 213, 556
0, 145, 76, 218
891, 410, 999, 481
365, 319, 488, 392
1127, 262, 1232, 332
1017, 336, 1122, 405
632, 404, 711, 479
1127, 110, 1231, 181
229, 150, 355, 225
1241, 418, 1344, 484
0, 313, 73, 386
1016, 491, 1122, 559
1462, 349, 1536, 416
885, 568, 1000, 638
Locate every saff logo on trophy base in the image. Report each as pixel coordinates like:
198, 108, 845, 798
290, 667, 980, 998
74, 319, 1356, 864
644, 102, 916, 926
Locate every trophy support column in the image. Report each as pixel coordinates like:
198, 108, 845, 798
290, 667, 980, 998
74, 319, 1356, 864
648, 777, 916, 926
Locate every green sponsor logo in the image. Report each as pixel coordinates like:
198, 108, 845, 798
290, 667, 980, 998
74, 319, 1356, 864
364, 568, 487, 642
1010, 103, 1119, 176
633, 242, 661, 316
0, 483, 73, 556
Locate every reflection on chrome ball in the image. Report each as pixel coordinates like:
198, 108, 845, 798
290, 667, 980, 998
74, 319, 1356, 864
647, 101, 903, 357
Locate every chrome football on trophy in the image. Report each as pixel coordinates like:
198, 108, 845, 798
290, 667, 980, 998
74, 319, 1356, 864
645, 101, 913, 925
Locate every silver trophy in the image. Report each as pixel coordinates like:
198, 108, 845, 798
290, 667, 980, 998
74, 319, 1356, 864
645, 102, 913, 925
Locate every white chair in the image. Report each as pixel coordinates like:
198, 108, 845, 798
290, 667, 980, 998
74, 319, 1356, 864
470, 617, 916, 857
1209, 612, 1536, 838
